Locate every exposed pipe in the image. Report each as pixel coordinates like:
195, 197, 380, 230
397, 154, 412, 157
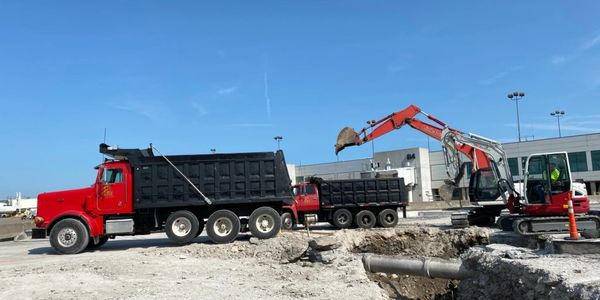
362, 254, 473, 280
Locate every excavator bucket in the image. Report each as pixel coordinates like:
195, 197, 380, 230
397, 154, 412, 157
438, 183, 456, 202
335, 127, 361, 154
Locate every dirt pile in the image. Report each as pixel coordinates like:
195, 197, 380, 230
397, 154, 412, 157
142, 232, 313, 262
351, 227, 490, 258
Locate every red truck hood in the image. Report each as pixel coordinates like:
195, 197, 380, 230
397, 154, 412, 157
37, 187, 95, 223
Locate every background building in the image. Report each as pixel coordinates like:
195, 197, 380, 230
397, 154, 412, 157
293, 133, 600, 202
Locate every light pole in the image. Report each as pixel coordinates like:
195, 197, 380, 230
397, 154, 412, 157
507, 91, 525, 142
210, 148, 216, 154
366, 120, 376, 158
550, 110, 565, 138
274, 136, 283, 150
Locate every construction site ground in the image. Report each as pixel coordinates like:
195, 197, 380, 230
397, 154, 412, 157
2, 214, 600, 299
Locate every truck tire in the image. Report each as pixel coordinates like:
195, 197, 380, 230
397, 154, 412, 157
377, 209, 399, 228
49, 218, 90, 254
165, 210, 201, 245
206, 210, 240, 244
87, 235, 109, 249
332, 209, 353, 229
355, 210, 376, 229
249, 207, 282, 239
281, 212, 294, 230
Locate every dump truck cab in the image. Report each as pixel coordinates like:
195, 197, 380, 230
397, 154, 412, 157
291, 182, 320, 212
93, 161, 134, 215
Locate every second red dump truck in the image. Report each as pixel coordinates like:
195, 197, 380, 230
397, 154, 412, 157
281, 177, 408, 230
33, 144, 293, 254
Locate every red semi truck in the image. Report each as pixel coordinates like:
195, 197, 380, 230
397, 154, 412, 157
280, 177, 408, 230
33, 144, 293, 254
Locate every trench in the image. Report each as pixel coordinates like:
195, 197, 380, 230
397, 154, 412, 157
352, 228, 490, 300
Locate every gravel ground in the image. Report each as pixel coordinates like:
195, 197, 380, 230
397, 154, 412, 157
0, 229, 385, 300
2, 215, 600, 300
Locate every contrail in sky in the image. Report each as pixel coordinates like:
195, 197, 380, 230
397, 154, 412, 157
264, 71, 272, 119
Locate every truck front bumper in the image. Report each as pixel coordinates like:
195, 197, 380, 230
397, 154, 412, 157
32, 228, 47, 239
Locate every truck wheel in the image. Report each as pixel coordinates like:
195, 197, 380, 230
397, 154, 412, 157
206, 210, 240, 244
355, 210, 376, 229
332, 209, 353, 229
49, 218, 90, 254
377, 209, 399, 228
281, 212, 294, 230
165, 210, 200, 245
249, 207, 282, 239
87, 235, 109, 249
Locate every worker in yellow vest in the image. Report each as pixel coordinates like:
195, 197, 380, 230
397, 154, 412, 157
549, 163, 560, 182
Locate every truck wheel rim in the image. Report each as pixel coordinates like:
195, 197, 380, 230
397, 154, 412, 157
255, 215, 275, 233
385, 213, 395, 223
214, 217, 233, 237
338, 214, 348, 224
362, 215, 372, 225
282, 216, 292, 229
57, 228, 78, 248
172, 217, 192, 237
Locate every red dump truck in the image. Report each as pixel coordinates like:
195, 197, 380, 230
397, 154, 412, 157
281, 177, 408, 230
33, 144, 293, 254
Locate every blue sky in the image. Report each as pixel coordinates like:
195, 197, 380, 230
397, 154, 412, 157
1, 1, 600, 198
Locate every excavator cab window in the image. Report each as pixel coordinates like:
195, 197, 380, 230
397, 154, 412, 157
548, 154, 570, 193
468, 168, 501, 201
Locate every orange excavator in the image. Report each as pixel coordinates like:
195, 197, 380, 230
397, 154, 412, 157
335, 104, 600, 234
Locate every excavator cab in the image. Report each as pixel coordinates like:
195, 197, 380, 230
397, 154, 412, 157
523, 152, 571, 205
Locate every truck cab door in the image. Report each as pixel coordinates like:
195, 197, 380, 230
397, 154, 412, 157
302, 184, 320, 211
96, 167, 128, 213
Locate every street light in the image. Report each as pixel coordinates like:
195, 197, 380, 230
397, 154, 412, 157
550, 110, 565, 138
210, 148, 216, 154
507, 91, 525, 142
274, 136, 283, 150
366, 120, 376, 158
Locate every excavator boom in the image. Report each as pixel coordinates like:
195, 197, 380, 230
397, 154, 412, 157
335, 105, 448, 153
335, 104, 501, 184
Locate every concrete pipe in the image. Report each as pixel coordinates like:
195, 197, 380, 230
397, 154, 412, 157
362, 254, 473, 280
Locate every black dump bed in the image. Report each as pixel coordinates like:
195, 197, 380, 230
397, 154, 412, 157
309, 177, 408, 208
100, 144, 293, 209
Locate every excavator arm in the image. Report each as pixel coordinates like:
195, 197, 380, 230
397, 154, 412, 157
335, 105, 443, 153
336, 105, 494, 175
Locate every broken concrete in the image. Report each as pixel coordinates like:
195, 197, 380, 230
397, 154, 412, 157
551, 237, 600, 255
460, 244, 600, 299
308, 236, 341, 251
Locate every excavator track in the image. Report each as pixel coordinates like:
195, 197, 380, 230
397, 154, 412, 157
511, 215, 600, 236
